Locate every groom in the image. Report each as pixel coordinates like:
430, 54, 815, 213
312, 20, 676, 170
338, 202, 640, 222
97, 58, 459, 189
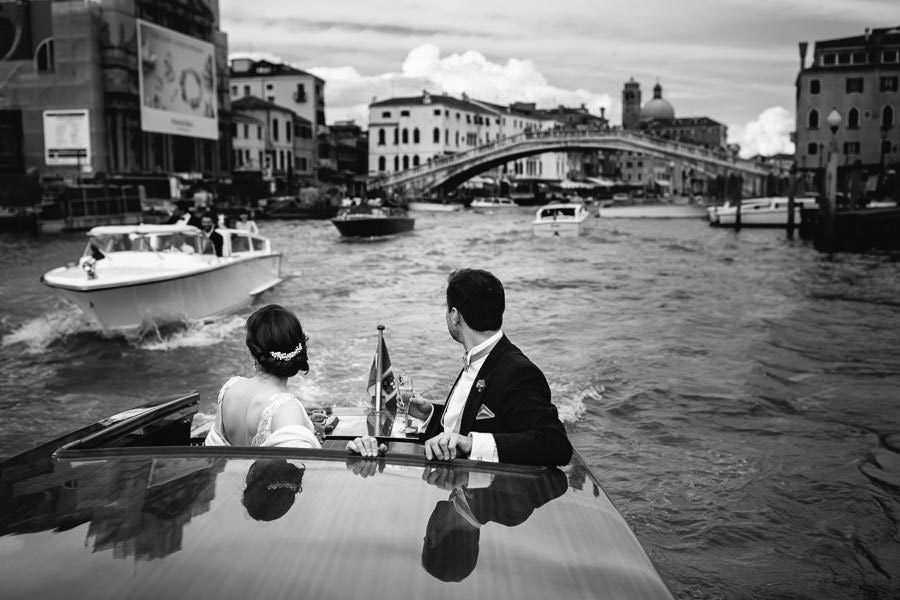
350, 268, 572, 466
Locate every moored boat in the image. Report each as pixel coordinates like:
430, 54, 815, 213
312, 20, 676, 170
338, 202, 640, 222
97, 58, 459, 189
532, 202, 590, 237
407, 200, 464, 212
0, 392, 674, 599
470, 197, 518, 211
40, 224, 282, 332
710, 197, 818, 227
331, 203, 415, 237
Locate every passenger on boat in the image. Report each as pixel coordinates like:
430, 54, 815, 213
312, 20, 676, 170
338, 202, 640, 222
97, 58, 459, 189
349, 269, 573, 466
205, 304, 321, 448
200, 215, 223, 256
242, 459, 306, 521
235, 212, 260, 235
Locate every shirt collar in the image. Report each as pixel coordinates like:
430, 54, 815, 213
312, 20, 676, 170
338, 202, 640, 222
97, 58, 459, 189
463, 330, 502, 370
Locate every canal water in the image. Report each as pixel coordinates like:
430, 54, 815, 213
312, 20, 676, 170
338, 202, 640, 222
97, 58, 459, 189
1, 209, 899, 599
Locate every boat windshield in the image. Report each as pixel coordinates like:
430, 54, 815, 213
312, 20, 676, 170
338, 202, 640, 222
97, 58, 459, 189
85, 231, 212, 256
540, 207, 577, 219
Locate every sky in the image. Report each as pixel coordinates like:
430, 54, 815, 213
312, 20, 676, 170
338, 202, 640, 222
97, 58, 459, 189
220, 0, 900, 158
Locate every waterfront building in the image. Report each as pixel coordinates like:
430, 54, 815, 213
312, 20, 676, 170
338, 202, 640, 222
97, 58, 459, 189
367, 91, 607, 185
231, 96, 314, 182
794, 26, 900, 197
618, 80, 729, 196
0, 0, 232, 180
229, 58, 325, 179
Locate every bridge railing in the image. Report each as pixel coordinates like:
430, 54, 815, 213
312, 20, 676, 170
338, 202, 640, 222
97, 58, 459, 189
372, 127, 771, 189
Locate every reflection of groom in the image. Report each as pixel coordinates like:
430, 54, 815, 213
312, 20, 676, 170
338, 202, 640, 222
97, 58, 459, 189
420, 466, 568, 582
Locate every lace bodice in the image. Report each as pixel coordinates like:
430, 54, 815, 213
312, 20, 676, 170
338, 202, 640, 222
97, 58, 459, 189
209, 376, 316, 447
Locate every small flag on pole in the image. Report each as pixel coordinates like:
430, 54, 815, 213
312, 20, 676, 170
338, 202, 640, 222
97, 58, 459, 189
368, 333, 397, 411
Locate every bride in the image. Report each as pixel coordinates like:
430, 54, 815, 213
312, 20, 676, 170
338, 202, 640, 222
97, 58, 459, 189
205, 304, 321, 448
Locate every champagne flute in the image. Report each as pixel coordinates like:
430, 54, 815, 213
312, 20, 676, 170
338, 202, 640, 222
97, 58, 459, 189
397, 374, 415, 435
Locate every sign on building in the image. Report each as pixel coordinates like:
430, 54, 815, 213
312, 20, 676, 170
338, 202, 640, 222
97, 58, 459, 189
43, 109, 91, 167
136, 19, 218, 140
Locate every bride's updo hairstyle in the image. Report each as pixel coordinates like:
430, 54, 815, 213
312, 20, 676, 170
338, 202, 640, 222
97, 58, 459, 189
246, 304, 309, 377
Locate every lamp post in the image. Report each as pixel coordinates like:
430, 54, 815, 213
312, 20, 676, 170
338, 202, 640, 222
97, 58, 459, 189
820, 107, 841, 251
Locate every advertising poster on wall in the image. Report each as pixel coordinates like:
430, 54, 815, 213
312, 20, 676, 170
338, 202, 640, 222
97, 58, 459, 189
43, 109, 91, 168
137, 19, 218, 140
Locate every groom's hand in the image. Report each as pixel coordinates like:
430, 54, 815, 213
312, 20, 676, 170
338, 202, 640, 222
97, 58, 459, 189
407, 394, 433, 421
424, 432, 472, 461
347, 435, 386, 457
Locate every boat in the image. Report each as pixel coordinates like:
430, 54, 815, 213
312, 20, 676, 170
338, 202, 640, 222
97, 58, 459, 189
598, 203, 707, 219
0, 391, 674, 599
470, 197, 518, 211
532, 202, 590, 237
709, 197, 819, 227
40, 223, 282, 332
406, 200, 464, 212
331, 203, 415, 237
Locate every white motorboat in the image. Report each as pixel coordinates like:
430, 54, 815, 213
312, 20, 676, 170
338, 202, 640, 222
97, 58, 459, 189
712, 197, 819, 227
470, 197, 518, 211
406, 200, 464, 212
41, 224, 282, 331
532, 202, 590, 237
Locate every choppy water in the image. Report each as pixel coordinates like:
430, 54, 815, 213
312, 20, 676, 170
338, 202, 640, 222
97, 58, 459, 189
2, 210, 899, 599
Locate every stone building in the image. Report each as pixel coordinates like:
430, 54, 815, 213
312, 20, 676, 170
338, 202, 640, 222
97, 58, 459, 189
0, 0, 232, 179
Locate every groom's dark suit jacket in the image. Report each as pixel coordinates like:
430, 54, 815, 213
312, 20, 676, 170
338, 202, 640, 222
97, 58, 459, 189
422, 335, 572, 466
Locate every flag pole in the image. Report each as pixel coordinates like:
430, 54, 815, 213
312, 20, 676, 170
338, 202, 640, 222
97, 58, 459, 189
375, 324, 385, 412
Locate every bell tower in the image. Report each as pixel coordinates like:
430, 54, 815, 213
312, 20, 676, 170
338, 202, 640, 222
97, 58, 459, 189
622, 78, 641, 130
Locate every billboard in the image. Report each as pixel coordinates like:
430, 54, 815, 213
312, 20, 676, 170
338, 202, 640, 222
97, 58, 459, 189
137, 19, 218, 140
43, 109, 91, 167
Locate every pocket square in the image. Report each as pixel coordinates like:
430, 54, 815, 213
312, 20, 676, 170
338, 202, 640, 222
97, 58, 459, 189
475, 405, 495, 420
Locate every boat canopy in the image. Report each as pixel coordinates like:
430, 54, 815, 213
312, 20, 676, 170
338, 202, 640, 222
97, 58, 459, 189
87, 224, 201, 235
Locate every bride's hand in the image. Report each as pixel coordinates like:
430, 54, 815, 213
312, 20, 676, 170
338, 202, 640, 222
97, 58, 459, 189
347, 435, 386, 457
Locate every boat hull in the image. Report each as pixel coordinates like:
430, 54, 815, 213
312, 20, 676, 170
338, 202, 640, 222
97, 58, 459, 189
44, 254, 282, 331
599, 204, 706, 219
331, 216, 415, 237
532, 219, 586, 237
407, 201, 463, 212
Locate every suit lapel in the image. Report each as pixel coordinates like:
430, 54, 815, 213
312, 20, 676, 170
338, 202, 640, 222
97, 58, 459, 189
460, 335, 510, 434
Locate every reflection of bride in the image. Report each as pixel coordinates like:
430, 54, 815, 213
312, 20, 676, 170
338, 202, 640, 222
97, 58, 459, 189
180, 68, 203, 110
242, 459, 306, 522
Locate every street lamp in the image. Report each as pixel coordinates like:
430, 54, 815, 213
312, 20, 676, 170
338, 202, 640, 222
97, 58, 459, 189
821, 107, 841, 251
880, 122, 891, 196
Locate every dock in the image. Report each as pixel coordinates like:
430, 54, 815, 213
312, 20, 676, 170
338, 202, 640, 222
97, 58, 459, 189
800, 206, 900, 252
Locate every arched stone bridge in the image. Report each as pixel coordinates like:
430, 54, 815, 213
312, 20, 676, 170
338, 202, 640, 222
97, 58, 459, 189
370, 128, 776, 197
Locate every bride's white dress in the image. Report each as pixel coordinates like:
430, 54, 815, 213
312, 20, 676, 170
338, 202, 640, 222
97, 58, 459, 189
204, 376, 321, 448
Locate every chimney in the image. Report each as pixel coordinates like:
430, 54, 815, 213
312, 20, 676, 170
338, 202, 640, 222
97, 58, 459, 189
600, 107, 606, 119
798, 41, 808, 71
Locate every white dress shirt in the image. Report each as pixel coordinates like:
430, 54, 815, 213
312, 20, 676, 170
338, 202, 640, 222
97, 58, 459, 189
440, 330, 503, 462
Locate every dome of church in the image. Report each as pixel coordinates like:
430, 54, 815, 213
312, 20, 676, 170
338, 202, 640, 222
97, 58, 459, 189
640, 83, 675, 121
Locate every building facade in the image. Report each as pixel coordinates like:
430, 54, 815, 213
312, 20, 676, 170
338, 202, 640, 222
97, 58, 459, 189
229, 58, 324, 178
367, 91, 607, 184
794, 26, 900, 186
231, 96, 313, 180
0, 0, 232, 181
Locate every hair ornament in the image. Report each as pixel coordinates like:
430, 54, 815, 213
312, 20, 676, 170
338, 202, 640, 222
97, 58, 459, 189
269, 341, 304, 361
266, 481, 301, 492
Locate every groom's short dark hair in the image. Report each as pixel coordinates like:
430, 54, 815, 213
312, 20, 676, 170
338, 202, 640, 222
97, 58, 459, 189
446, 269, 504, 332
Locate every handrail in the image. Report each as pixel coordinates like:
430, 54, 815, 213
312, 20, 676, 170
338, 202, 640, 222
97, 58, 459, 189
372, 127, 774, 190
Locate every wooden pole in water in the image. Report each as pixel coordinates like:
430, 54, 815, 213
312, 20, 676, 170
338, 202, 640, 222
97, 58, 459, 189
733, 176, 742, 232
375, 325, 385, 412
786, 164, 797, 239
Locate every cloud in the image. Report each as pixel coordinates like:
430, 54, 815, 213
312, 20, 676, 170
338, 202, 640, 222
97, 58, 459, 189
730, 106, 796, 158
302, 44, 613, 126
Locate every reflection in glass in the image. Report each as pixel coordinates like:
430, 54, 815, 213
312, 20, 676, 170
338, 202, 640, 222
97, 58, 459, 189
242, 459, 305, 522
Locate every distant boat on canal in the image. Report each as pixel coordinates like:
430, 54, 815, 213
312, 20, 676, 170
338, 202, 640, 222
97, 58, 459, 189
710, 196, 819, 227
532, 202, 590, 237
331, 203, 415, 238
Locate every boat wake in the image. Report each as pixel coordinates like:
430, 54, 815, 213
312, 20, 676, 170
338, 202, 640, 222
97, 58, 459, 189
1, 309, 99, 353
552, 379, 596, 424
137, 315, 246, 351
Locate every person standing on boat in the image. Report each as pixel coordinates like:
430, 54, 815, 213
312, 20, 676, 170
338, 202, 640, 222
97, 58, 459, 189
205, 304, 321, 448
350, 268, 572, 466
235, 212, 260, 234
200, 215, 223, 256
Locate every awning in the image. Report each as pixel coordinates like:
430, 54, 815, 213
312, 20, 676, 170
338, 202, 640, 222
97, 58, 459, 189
654, 179, 672, 187
557, 180, 596, 189
585, 177, 615, 187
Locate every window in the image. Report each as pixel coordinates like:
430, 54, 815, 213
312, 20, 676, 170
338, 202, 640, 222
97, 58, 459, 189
883, 140, 892, 155
393, 156, 399, 171
884, 105, 895, 128
402, 155, 409, 170
455, 131, 459, 146
267, 96, 274, 103
378, 129, 386, 145
433, 127, 440, 143
881, 76, 899, 92
257, 125, 262, 140
402, 128, 409, 144
846, 78, 864, 93
393, 129, 398, 145
445, 129, 449, 144
243, 124, 249, 138
810, 79, 821, 94
272, 118, 279, 141
231, 85, 237, 96
848, 108, 860, 129
295, 84, 306, 102
434, 109, 441, 116
822, 53, 836, 66
400, 110, 410, 117
382, 111, 391, 118
837, 52, 851, 65
413, 128, 420, 144
807, 142, 818, 155
244, 85, 250, 96
266, 83, 273, 90
852, 51, 866, 64
883, 50, 899, 63
378, 156, 386, 171
808, 108, 819, 129
232, 235, 251, 253
842, 141, 860, 154
286, 121, 291, 141
413, 155, 419, 167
